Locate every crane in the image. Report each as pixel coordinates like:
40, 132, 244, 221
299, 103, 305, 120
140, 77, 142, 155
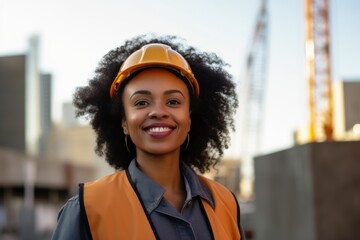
304, 0, 334, 141
238, 0, 268, 200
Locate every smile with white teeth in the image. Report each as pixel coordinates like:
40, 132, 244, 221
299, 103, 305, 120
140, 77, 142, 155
148, 127, 172, 133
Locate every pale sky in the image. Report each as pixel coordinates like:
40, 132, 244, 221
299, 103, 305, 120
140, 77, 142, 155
1, 0, 359, 156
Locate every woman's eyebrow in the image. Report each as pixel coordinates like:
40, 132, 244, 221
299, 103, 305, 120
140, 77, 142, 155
130, 89, 184, 99
164, 89, 184, 97
129, 90, 151, 99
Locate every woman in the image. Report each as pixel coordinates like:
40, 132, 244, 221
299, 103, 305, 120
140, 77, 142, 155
52, 35, 246, 239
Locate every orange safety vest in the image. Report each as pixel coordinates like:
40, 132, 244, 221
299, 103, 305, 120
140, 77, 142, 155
82, 170, 241, 240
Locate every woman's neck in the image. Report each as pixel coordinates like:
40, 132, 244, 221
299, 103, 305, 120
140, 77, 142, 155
136, 150, 182, 190
135, 150, 186, 212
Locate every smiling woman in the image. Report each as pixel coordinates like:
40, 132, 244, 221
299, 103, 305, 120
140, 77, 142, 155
51, 34, 246, 240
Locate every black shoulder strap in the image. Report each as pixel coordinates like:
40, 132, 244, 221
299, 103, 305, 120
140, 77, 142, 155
79, 183, 93, 240
231, 192, 246, 240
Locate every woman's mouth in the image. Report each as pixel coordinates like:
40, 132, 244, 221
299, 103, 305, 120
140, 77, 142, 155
148, 127, 172, 133
144, 125, 175, 137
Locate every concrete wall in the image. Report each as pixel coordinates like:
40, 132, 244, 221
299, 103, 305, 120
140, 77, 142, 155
254, 141, 360, 240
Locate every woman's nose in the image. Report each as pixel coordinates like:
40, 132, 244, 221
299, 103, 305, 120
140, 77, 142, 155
148, 103, 169, 119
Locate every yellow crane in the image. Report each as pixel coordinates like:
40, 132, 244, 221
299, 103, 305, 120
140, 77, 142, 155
304, 0, 334, 141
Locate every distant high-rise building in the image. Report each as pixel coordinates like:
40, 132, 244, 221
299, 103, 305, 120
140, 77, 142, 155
0, 35, 52, 155
39, 73, 52, 154
0, 55, 26, 151
62, 102, 80, 126
332, 80, 360, 140
342, 81, 360, 130
25, 35, 41, 155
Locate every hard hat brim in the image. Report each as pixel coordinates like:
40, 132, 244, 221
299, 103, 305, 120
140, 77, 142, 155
109, 43, 200, 98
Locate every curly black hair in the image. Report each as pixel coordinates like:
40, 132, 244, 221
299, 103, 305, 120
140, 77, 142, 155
73, 34, 238, 173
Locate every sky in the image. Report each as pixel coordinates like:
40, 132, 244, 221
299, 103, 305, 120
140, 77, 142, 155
0, 0, 359, 157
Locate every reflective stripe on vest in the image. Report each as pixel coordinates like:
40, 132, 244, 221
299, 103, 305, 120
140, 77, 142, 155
84, 170, 241, 239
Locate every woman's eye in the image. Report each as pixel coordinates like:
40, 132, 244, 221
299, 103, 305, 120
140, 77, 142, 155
134, 100, 149, 106
167, 99, 180, 105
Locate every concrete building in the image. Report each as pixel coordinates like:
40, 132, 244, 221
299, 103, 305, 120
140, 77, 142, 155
254, 141, 360, 240
62, 102, 79, 126
46, 102, 114, 178
39, 73, 52, 155
254, 80, 360, 239
0, 54, 26, 152
46, 122, 114, 178
332, 80, 360, 140
0, 36, 99, 238
0, 36, 52, 156
211, 159, 241, 197
0, 147, 95, 239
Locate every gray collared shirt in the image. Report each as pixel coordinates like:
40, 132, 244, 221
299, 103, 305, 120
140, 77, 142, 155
52, 160, 214, 239
127, 160, 214, 239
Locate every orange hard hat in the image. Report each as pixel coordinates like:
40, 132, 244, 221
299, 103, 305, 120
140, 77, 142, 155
109, 43, 200, 98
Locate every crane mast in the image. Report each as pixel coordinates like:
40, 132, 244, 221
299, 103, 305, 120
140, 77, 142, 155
239, 0, 268, 199
305, 0, 333, 141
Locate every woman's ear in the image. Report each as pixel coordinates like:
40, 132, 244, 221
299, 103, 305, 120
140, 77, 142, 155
122, 118, 129, 135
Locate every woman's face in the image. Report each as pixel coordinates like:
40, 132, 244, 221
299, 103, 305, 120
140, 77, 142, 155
121, 68, 191, 157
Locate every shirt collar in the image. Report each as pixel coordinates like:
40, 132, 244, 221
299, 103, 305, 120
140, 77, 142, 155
180, 163, 214, 207
127, 159, 214, 214
127, 160, 164, 214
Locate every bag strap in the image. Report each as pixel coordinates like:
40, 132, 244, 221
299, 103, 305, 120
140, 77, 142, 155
232, 192, 247, 240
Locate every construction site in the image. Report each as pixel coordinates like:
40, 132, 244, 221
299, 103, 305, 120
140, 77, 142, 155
0, 0, 359, 239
